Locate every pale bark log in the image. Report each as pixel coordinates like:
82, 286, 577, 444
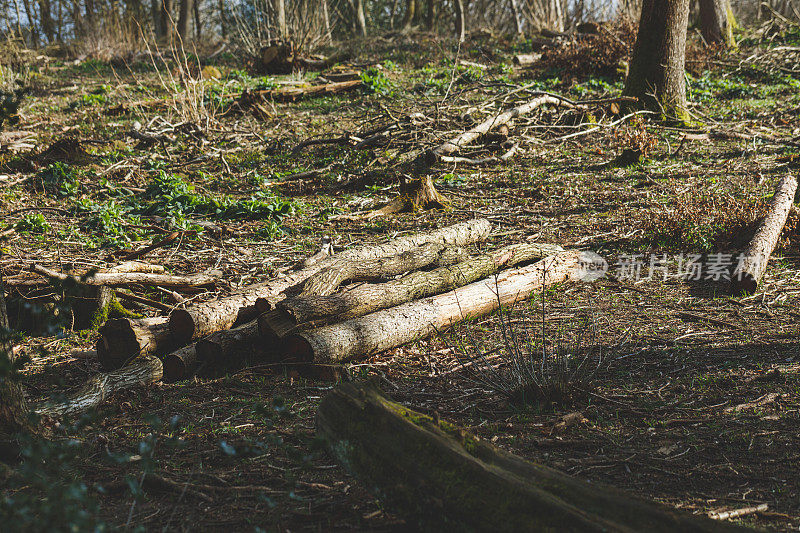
275, 243, 565, 337
301, 242, 469, 297
316, 382, 746, 532
32, 265, 217, 290
34, 356, 163, 418
731, 175, 797, 295
284, 251, 598, 363
170, 219, 492, 344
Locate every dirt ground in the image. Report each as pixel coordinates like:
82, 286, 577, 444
2, 30, 800, 531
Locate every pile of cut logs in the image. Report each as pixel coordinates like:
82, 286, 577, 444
45, 219, 594, 414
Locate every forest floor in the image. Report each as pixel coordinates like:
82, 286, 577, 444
2, 27, 800, 531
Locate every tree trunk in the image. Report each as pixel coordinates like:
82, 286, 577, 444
322, 0, 332, 42
96, 316, 174, 370
32, 264, 217, 290
194, 320, 265, 374
34, 357, 163, 418
425, 0, 435, 30
37, 0, 55, 42
177, 0, 192, 40
509, 0, 523, 35
316, 382, 747, 532
193, 0, 201, 38
283, 251, 600, 363
160, 0, 173, 42
354, 0, 367, 36
152, 0, 163, 36
623, 0, 691, 122
699, 0, 735, 47
162, 344, 196, 382
301, 242, 469, 297
454, 0, 465, 41
0, 274, 30, 440
21, 0, 38, 46
731, 175, 797, 295
217, 0, 225, 37
401, 0, 415, 31
169, 219, 492, 344
274, 243, 565, 334
274, 0, 286, 38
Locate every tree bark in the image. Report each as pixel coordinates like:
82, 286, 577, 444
623, 0, 690, 122
177, 0, 192, 40
32, 265, 217, 290
454, 0, 465, 41
353, 0, 367, 36
273, 243, 565, 336
169, 219, 492, 344
699, 0, 735, 47
274, 0, 286, 38
162, 344, 197, 382
96, 316, 174, 370
160, 0, 174, 42
316, 382, 747, 532
194, 320, 265, 374
509, 0, 523, 35
301, 242, 469, 297
401, 0, 415, 31
283, 250, 600, 363
37, 0, 55, 42
34, 356, 163, 418
1, 273, 30, 439
731, 175, 797, 295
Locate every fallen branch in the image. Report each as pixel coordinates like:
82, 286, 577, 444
32, 264, 217, 290
316, 382, 744, 532
267, 243, 565, 341
168, 219, 492, 344
282, 250, 599, 363
731, 174, 797, 295
34, 356, 162, 418
239, 79, 361, 105
708, 504, 768, 521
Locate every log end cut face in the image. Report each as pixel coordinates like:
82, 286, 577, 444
169, 309, 196, 344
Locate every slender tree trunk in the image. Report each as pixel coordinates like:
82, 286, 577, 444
401, 0, 415, 31
160, 0, 173, 42
193, 0, 200, 38
37, 0, 54, 42
699, 0, 735, 47
322, 0, 331, 42
176, 0, 191, 39
509, 0, 523, 35
425, 0, 435, 30
217, 0, 225, 37
274, 0, 286, 38
12, 0, 24, 40
85, 0, 95, 28
623, 0, 690, 123
454, 0, 465, 41
21, 0, 38, 46
353, 0, 367, 36
152, 0, 162, 36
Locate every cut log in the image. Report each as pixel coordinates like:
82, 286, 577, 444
169, 219, 492, 345
96, 317, 173, 370
268, 243, 565, 342
362, 176, 450, 219
512, 52, 542, 67
731, 175, 797, 295
34, 356, 163, 418
316, 382, 745, 532
239, 80, 361, 105
301, 242, 469, 297
194, 320, 264, 374
162, 344, 197, 383
32, 265, 217, 290
283, 250, 601, 363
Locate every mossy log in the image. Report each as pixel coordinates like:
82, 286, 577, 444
301, 242, 469, 297
171, 219, 492, 345
96, 316, 173, 370
731, 174, 797, 295
34, 356, 163, 418
266, 243, 565, 343
283, 251, 599, 363
316, 382, 747, 532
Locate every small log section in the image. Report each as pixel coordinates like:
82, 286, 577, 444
316, 382, 746, 532
96, 316, 173, 370
731, 174, 797, 295
283, 250, 594, 363
267, 243, 565, 342
162, 344, 197, 383
169, 219, 492, 344
34, 356, 163, 418
194, 320, 264, 375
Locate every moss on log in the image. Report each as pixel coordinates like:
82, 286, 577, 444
316, 382, 748, 532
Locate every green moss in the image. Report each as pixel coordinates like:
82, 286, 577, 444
88, 296, 139, 331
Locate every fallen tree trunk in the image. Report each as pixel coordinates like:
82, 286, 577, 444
731, 174, 797, 295
162, 344, 197, 383
32, 265, 217, 290
34, 356, 163, 418
240, 80, 361, 105
265, 243, 565, 343
96, 317, 173, 370
169, 219, 492, 345
301, 242, 469, 297
282, 250, 599, 363
316, 382, 745, 532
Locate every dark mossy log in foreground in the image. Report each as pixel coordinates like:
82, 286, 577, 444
97, 316, 174, 370
317, 382, 748, 532
300, 242, 469, 297
273, 243, 565, 336
731, 174, 797, 295
169, 219, 492, 345
283, 251, 598, 364
35, 357, 163, 418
